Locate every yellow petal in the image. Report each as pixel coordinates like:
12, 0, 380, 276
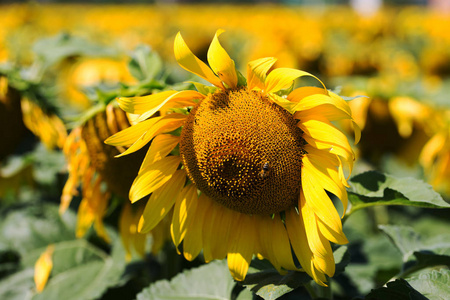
139, 134, 180, 167
117, 91, 177, 115
171, 184, 198, 251
116, 113, 186, 158
202, 199, 234, 262
420, 132, 446, 169
264, 68, 325, 94
288, 86, 327, 102
105, 116, 162, 147
138, 169, 186, 232
119, 202, 134, 261
302, 148, 348, 216
247, 57, 277, 90
227, 213, 257, 281
174, 32, 224, 89
34, 245, 54, 293
129, 156, 181, 202
207, 29, 238, 89
183, 193, 212, 261
285, 208, 327, 286
301, 169, 348, 245
258, 214, 297, 272
136, 90, 204, 123
300, 198, 335, 277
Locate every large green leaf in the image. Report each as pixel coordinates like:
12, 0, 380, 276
136, 260, 235, 300
407, 269, 450, 300
347, 171, 449, 215
364, 278, 428, 300
0, 268, 35, 300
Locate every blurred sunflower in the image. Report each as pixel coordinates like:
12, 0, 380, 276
60, 46, 174, 260
106, 30, 360, 285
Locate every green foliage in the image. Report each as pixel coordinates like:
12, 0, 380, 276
136, 260, 235, 300
347, 171, 449, 216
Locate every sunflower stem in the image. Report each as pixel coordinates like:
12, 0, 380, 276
304, 280, 333, 300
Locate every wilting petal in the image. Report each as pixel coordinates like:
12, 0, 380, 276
264, 68, 325, 94
129, 156, 181, 202
207, 29, 238, 89
138, 169, 186, 232
174, 32, 224, 89
34, 245, 54, 293
247, 57, 277, 90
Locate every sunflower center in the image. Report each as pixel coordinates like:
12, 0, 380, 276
180, 87, 305, 215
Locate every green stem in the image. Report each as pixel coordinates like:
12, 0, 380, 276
304, 281, 318, 299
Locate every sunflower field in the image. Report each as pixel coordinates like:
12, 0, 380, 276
0, 2, 449, 300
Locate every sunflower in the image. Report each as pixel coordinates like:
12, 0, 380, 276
105, 30, 360, 285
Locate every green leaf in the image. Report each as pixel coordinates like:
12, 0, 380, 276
347, 171, 449, 215
128, 45, 162, 82
334, 246, 351, 277
30, 238, 125, 300
190, 81, 218, 95
379, 225, 450, 262
136, 260, 235, 300
365, 278, 428, 300
407, 269, 450, 300
0, 268, 34, 300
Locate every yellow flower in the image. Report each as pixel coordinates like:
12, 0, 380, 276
34, 245, 54, 293
106, 30, 360, 285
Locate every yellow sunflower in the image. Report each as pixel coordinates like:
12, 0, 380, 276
105, 30, 360, 285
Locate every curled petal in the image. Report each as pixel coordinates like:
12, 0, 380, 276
208, 29, 238, 89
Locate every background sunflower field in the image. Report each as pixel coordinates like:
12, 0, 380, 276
0, 1, 449, 299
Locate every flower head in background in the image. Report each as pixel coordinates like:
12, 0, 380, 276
106, 30, 360, 285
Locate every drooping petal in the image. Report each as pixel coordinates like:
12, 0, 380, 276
227, 213, 257, 281
303, 146, 348, 216
285, 208, 327, 286
247, 57, 277, 90
207, 29, 238, 89
258, 214, 298, 272
129, 156, 181, 202
202, 198, 234, 262
301, 169, 348, 245
264, 68, 325, 94
183, 193, 212, 261
171, 184, 198, 251
138, 169, 186, 231
174, 32, 224, 89
299, 197, 335, 277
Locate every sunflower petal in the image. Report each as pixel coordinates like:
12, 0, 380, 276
138, 169, 186, 232
139, 134, 180, 168
183, 193, 211, 261
116, 114, 186, 158
129, 156, 181, 202
117, 91, 177, 115
174, 32, 224, 89
227, 213, 257, 281
264, 68, 325, 94
285, 208, 327, 286
105, 116, 162, 147
34, 245, 54, 293
247, 57, 277, 90
207, 29, 238, 89
171, 184, 198, 251
136, 90, 204, 123
202, 199, 234, 262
